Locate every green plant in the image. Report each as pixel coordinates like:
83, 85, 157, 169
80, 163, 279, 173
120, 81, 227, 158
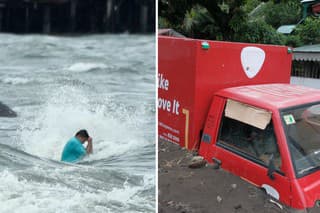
234, 19, 285, 44
295, 17, 320, 45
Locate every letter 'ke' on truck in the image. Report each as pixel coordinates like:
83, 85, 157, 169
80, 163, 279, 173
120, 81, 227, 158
158, 31, 320, 211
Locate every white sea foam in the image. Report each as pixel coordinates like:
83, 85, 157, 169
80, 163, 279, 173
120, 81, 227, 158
67, 62, 107, 72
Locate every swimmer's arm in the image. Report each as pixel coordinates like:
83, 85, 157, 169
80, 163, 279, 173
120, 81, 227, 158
86, 137, 93, 154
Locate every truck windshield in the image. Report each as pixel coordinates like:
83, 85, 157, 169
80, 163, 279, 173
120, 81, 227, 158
281, 102, 320, 178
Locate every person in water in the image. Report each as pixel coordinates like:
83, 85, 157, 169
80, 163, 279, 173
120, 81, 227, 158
61, 129, 93, 163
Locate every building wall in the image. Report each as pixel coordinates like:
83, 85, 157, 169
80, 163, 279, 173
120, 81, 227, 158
292, 60, 320, 79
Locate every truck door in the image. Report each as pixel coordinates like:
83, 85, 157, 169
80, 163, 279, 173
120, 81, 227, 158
214, 99, 291, 206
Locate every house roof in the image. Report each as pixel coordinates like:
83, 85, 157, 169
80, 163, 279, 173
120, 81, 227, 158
293, 44, 320, 61
277, 25, 296, 34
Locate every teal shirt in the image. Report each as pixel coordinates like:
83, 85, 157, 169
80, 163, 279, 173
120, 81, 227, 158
61, 137, 86, 163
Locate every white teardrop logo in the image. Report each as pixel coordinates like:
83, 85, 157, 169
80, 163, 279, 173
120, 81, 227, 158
241, 47, 265, 79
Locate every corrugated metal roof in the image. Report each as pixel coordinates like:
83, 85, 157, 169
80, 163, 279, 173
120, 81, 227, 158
293, 44, 320, 61
277, 25, 296, 34
294, 44, 320, 52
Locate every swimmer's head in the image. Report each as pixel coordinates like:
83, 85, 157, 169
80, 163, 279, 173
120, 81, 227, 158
75, 129, 89, 143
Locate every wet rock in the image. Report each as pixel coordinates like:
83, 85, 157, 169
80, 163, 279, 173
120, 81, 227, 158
191, 156, 204, 162
234, 204, 242, 210
188, 156, 206, 168
0, 102, 17, 117
231, 184, 237, 189
167, 200, 174, 207
217, 195, 223, 203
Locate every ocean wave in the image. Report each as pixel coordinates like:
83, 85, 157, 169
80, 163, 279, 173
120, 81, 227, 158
0, 142, 155, 213
1, 77, 32, 85
66, 62, 107, 73
0, 169, 154, 213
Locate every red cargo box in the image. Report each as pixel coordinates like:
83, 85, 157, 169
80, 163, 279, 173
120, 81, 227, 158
158, 35, 292, 150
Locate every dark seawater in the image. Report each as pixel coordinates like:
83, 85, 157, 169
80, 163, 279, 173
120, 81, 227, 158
0, 34, 155, 213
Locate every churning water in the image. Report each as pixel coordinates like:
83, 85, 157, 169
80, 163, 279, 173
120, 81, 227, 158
0, 34, 155, 212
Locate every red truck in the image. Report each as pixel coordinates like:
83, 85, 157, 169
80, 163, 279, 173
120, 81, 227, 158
158, 31, 320, 211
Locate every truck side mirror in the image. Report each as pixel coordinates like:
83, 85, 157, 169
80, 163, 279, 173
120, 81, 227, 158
267, 154, 276, 180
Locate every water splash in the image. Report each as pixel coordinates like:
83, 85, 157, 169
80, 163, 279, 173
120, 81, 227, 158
18, 86, 147, 162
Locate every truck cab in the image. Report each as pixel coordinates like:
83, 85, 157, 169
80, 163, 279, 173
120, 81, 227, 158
199, 83, 320, 210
